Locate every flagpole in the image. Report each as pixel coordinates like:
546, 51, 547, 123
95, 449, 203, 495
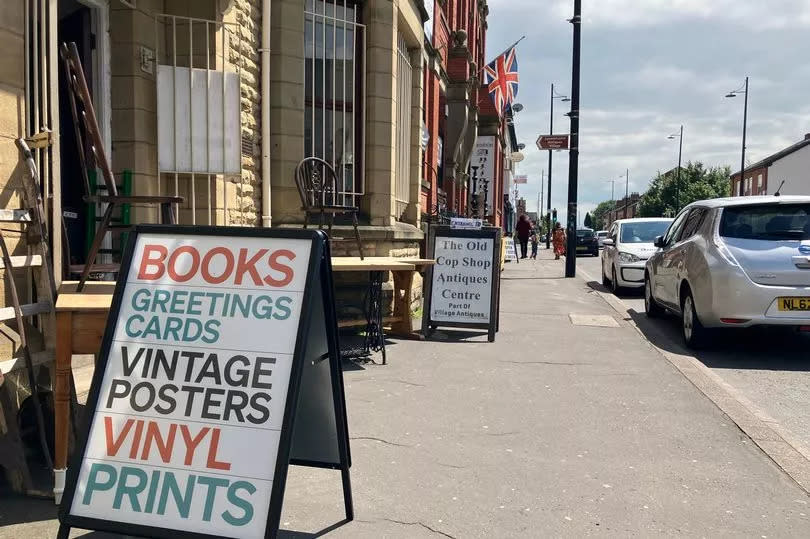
480, 35, 526, 73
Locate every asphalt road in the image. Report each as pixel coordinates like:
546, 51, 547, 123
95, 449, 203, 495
577, 252, 810, 459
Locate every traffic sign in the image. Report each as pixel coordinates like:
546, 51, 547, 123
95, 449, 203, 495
536, 135, 569, 150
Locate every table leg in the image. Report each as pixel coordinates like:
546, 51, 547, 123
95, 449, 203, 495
363, 271, 387, 364
390, 270, 414, 337
54, 311, 73, 502
391, 269, 428, 340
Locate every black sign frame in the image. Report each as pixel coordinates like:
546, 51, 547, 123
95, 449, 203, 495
57, 225, 352, 539
421, 226, 502, 342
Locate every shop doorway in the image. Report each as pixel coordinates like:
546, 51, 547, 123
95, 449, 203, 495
57, 0, 109, 273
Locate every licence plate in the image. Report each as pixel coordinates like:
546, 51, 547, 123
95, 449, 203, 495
576, 246, 587, 251
777, 297, 810, 311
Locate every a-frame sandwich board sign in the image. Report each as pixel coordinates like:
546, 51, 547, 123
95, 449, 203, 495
57, 226, 352, 539
421, 225, 502, 342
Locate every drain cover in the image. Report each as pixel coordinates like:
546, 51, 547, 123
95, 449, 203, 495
569, 314, 619, 328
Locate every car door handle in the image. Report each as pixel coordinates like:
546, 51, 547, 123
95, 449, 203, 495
793, 256, 810, 269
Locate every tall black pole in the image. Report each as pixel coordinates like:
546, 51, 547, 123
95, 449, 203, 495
676, 124, 683, 211
624, 169, 629, 218
739, 76, 748, 196
546, 84, 554, 249
565, 0, 581, 278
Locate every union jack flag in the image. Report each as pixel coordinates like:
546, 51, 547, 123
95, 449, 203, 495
483, 47, 519, 114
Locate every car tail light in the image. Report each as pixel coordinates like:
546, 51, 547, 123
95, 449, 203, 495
799, 326, 810, 332
720, 318, 750, 324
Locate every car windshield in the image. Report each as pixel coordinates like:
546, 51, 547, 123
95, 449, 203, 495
720, 204, 810, 240
597, 232, 608, 238
620, 221, 672, 243
576, 229, 593, 238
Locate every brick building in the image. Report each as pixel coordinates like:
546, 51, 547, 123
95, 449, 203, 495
420, 0, 509, 228
730, 133, 810, 196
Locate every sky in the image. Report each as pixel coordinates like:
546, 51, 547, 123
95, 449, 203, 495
485, 0, 810, 227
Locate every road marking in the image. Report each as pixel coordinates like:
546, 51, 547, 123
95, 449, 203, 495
577, 264, 810, 494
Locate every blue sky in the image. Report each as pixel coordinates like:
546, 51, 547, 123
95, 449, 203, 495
485, 0, 810, 225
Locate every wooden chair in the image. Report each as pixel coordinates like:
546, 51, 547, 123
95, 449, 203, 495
60, 42, 183, 291
295, 157, 364, 259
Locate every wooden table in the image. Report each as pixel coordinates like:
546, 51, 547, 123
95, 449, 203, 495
53, 281, 115, 500
332, 257, 435, 338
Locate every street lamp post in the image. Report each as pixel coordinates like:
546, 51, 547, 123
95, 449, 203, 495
725, 76, 749, 196
565, 0, 582, 278
668, 125, 683, 211
546, 84, 570, 249
617, 169, 629, 218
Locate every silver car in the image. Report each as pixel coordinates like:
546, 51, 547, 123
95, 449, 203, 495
644, 196, 810, 348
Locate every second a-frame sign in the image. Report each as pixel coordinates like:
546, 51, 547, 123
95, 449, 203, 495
58, 226, 352, 539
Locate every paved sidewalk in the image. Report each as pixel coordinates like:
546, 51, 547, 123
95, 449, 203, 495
3, 250, 810, 537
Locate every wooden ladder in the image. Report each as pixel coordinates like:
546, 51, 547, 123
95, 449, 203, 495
0, 136, 58, 495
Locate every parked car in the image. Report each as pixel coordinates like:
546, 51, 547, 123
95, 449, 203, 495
576, 228, 600, 257
602, 218, 674, 294
596, 230, 609, 248
644, 196, 810, 348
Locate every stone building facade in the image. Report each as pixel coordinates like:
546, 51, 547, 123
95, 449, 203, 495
0, 0, 440, 352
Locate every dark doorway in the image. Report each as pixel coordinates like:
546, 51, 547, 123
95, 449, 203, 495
58, 1, 94, 274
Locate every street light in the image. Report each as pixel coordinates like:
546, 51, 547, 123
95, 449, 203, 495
668, 125, 684, 211
619, 169, 630, 218
546, 83, 570, 249
725, 77, 749, 197
564, 0, 582, 279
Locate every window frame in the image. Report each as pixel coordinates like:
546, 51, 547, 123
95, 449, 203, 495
678, 207, 707, 242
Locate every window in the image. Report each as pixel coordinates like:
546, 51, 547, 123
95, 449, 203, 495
757, 174, 763, 194
620, 221, 672, 244
664, 210, 689, 246
305, 0, 364, 207
720, 204, 810, 241
678, 208, 706, 241
395, 31, 414, 216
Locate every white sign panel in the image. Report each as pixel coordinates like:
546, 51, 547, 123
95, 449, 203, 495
450, 217, 483, 230
157, 66, 241, 174
430, 236, 494, 324
423, 0, 434, 41
503, 237, 518, 262
69, 233, 312, 538
472, 136, 496, 215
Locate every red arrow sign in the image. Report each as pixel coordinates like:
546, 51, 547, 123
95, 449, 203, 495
536, 135, 569, 150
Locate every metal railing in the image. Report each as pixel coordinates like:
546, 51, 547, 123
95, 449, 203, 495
304, 0, 365, 208
155, 13, 242, 225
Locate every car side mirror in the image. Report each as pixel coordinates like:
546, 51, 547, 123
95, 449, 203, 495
602, 239, 614, 247
654, 235, 665, 248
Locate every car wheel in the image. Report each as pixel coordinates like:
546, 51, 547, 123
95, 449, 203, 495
644, 275, 664, 318
611, 266, 622, 295
681, 289, 707, 349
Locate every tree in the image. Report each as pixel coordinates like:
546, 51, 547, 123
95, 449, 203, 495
637, 162, 731, 218
583, 212, 593, 229
590, 200, 616, 231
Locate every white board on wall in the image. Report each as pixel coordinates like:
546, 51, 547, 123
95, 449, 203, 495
157, 66, 241, 175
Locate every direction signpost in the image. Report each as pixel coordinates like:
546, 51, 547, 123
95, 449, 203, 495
536, 135, 570, 150
58, 226, 352, 539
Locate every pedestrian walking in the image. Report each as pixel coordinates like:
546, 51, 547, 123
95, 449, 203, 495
552, 222, 566, 260
530, 232, 539, 259
515, 214, 532, 259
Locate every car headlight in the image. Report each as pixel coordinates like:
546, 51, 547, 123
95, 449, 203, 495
618, 251, 642, 263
